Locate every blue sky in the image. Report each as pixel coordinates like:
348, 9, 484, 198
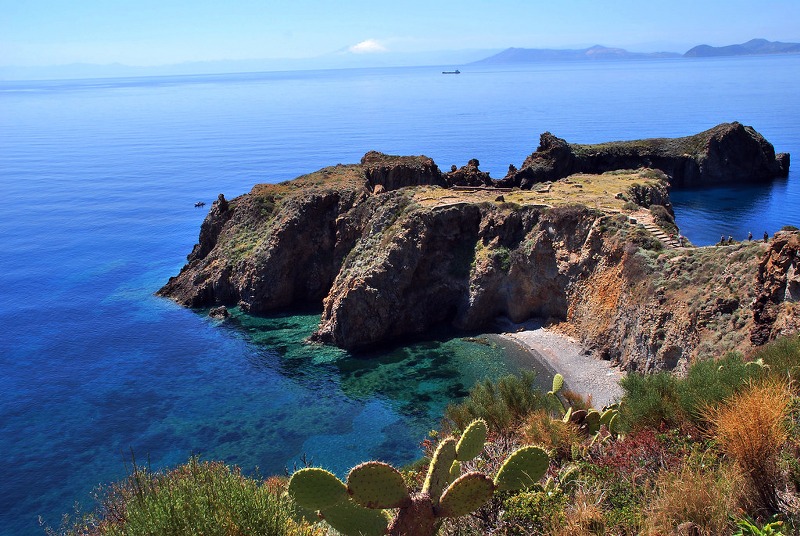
2, 0, 799, 67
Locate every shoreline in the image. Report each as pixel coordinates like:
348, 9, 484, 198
494, 318, 625, 409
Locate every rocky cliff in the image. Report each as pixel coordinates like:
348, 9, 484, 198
491, 122, 789, 189
159, 126, 797, 371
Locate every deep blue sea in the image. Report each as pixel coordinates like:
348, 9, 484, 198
1, 56, 799, 534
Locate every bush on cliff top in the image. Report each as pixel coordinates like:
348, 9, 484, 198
49, 457, 321, 536
444, 371, 547, 432
619, 352, 763, 431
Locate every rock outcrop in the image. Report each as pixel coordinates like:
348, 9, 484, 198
159, 126, 797, 371
751, 232, 800, 345
494, 122, 789, 188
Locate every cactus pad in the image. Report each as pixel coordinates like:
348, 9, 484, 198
559, 463, 581, 491
551, 373, 564, 394
423, 437, 457, 504
456, 419, 487, 461
608, 413, 620, 435
548, 391, 567, 416
320, 497, 390, 536
449, 460, 461, 481
599, 409, 614, 427
494, 446, 549, 491
569, 409, 588, 424
438, 472, 495, 517
347, 461, 411, 509
585, 409, 601, 435
288, 467, 348, 511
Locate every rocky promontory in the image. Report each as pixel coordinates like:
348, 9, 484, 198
491, 122, 789, 189
159, 124, 796, 372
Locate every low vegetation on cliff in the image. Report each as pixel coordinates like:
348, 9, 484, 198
53, 335, 800, 535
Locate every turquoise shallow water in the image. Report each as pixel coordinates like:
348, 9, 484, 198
1, 56, 799, 535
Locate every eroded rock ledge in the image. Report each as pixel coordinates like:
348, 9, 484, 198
158, 124, 796, 371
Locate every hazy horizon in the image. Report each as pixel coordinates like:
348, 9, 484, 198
2, 0, 799, 80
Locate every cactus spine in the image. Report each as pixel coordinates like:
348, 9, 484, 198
287, 418, 550, 536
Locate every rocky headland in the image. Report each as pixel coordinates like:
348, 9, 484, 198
159, 123, 797, 373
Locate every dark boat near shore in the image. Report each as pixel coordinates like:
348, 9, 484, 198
442, 69, 461, 74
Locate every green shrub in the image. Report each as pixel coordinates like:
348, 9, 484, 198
501, 489, 567, 534
754, 335, 800, 380
444, 372, 547, 433
618, 372, 681, 431
677, 353, 761, 423
779, 225, 799, 232
619, 354, 764, 431
580, 464, 647, 533
492, 246, 513, 272
53, 457, 321, 536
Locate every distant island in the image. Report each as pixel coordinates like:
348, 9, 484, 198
684, 38, 800, 57
4, 38, 799, 81
472, 45, 680, 64
473, 38, 800, 64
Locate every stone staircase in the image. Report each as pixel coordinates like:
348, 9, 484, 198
629, 210, 682, 249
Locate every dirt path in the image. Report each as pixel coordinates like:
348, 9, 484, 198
496, 318, 625, 409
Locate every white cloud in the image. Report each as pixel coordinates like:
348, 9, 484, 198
348, 39, 387, 54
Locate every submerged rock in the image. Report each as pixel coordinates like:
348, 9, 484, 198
208, 305, 230, 319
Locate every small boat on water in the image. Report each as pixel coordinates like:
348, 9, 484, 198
442, 69, 461, 74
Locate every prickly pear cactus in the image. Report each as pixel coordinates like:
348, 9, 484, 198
455, 419, 487, 461
422, 437, 457, 505
287, 467, 348, 510
319, 497, 390, 536
438, 473, 495, 517
551, 373, 564, 395
494, 445, 550, 491
286, 419, 551, 536
449, 460, 461, 482
585, 409, 602, 435
347, 462, 410, 509
548, 373, 567, 416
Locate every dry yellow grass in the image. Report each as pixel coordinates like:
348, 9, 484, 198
556, 488, 607, 536
412, 169, 663, 212
250, 163, 367, 198
519, 409, 583, 460
704, 379, 792, 514
644, 462, 743, 535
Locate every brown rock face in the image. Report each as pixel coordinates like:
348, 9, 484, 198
158, 155, 445, 314
361, 151, 444, 191
495, 122, 790, 189
751, 232, 800, 345
313, 202, 483, 347
443, 158, 493, 187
